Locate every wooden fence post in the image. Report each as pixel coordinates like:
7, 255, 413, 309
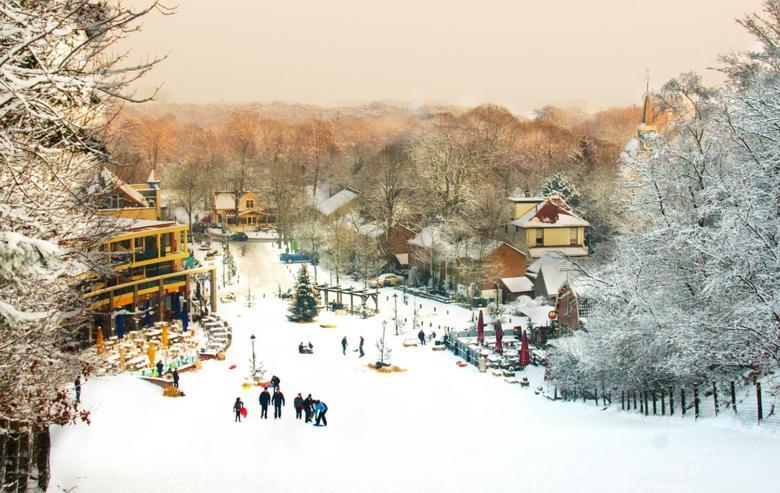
712, 382, 719, 416
693, 384, 700, 420
681, 388, 686, 417
756, 381, 763, 423
669, 386, 674, 416
652, 390, 657, 415
730, 381, 736, 413
554, 386, 558, 400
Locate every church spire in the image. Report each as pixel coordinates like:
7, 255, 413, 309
637, 70, 657, 149
640, 69, 653, 126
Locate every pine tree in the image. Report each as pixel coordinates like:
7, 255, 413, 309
540, 172, 580, 208
288, 265, 320, 322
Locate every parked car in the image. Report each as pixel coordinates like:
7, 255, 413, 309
369, 273, 406, 288
230, 232, 248, 241
191, 222, 208, 233
279, 251, 313, 263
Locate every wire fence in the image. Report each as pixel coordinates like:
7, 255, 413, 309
554, 380, 779, 430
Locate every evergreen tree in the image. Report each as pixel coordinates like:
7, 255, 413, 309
288, 265, 320, 322
540, 172, 580, 208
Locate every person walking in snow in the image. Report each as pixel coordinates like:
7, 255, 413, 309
259, 388, 271, 419
270, 375, 280, 390
303, 394, 314, 423
341, 336, 348, 355
272, 388, 286, 419
172, 368, 179, 388
156, 360, 164, 377
233, 397, 244, 422
74, 376, 81, 403
294, 393, 304, 420
418, 329, 426, 345
314, 399, 328, 426
358, 336, 365, 358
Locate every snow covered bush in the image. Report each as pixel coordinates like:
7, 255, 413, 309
549, 1, 780, 391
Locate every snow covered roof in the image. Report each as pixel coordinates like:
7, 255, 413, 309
317, 187, 359, 216
100, 168, 149, 207
408, 226, 454, 254
538, 265, 569, 296
213, 192, 236, 210
501, 276, 534, 293
516, 305, 556, 327
527, 251, 577, 276
113, 218, 179, 234
395, 253, 409, 266
506, 194, 545, 204
357, 222, 384, 239
511, 197, 589, 228
529, 246, 588, 259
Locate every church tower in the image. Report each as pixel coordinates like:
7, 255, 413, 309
637, 71, 657, 150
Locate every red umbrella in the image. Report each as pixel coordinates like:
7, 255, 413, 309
519, 330, 530, 368
494, 320, 504, 355
477, 310, 485, 344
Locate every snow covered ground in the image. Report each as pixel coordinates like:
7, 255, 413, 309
49, 243, 780, 492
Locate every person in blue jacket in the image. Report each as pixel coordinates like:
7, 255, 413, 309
313, 399, 328, 426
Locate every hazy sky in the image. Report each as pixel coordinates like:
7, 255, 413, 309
122, 0, 764, 112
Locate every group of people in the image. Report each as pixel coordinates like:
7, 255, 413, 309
232, 375, 328, 426
156, 360, 180, 388
341, 336, 365, 358
298, 341, 314, 354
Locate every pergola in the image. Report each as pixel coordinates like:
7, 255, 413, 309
316, 284, 379, 316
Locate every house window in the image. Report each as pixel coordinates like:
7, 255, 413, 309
570, 228, 578, 245
535, 228, 544, 246
246, 199, 255, 209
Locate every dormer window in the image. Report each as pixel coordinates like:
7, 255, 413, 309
246, 199, 255, 209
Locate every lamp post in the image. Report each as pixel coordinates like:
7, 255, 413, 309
393, 292, 399, 335
380, 320, 387, 365
250, 334, 256, 376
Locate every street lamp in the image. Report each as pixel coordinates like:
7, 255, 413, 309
380, 320, 387, 365
250, 334, 256, 376
393, 292, 399, 335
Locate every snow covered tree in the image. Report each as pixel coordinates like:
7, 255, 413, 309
288, 265, 320, 322
548, 0, 780, 391
0, 1, 169, 489
540, 172, 580, 208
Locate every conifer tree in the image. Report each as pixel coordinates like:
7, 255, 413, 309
288, 265, 320, 322
540, 172, 580, 208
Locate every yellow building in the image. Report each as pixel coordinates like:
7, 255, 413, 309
84, 169, 217, 341
212, 190, 274, 232
507, 195, 589, 259
96, 168, 162, 221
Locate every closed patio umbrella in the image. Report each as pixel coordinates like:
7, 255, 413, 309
161, 324, 169, 348
116, 313, 125, 339
181, 300, 189, 332
173, 294, 181, 319
147, 342, 156, 368
519, 330, 530, 368
143, 300, 152, 328
96, 327, 104, 353
477, 310, 485, 345
494, 320, 504, 355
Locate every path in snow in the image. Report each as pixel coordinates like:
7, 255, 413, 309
48, 244, 780, 493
